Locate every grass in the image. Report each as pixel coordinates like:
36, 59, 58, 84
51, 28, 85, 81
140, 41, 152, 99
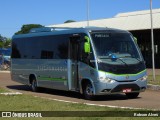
0, 87, 9, 93
0, 87, 159, 120
0, 92, 129, 111
148, 75, 160, 85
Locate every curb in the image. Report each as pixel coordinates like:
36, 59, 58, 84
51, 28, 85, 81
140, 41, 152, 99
147, 84, 160, 91
0, 71, 10, 73
0, 92, 22, 95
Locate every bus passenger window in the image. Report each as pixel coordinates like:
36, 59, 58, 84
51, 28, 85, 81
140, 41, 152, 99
41, 50, 54, 59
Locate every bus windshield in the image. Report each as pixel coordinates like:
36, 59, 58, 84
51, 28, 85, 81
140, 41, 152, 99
91, 32, 142, 61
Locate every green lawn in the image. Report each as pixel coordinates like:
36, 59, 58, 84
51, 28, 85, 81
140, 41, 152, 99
0, 87, 9, 93
148, 75, 160, 85
0, 87, 159, 120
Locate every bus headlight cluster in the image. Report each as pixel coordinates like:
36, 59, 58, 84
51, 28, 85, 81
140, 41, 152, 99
138, 75, 148, 81
98, 77, 115, 83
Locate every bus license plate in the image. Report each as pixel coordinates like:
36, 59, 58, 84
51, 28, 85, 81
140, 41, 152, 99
123, 89, 132, 93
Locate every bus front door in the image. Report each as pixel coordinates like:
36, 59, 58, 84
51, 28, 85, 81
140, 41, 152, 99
69, 36, 80, 91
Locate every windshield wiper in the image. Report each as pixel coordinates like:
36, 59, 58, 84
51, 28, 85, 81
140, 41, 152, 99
119, 56, 142, 63
116, 57, 128, 66
98, 55, 129, 66
98, 57, 110, 59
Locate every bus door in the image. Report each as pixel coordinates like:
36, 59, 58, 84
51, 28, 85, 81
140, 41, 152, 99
69, 35, 80, 90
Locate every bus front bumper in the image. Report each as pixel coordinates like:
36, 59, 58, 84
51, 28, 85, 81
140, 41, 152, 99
93, 80, 147, 95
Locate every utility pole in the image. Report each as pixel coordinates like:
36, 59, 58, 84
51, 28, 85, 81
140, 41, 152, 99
150, 0, 156, 81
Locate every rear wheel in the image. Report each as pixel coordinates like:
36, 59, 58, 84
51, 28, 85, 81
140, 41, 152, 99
125, 92, 139, 99
31, 79, 38, 92
83, 82, 95, 100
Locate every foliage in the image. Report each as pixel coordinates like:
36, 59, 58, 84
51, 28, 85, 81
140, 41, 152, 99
3, 39, 11, 48
64, 20, 76, 23
0, 34, 7, 42
0, 41, 3, 48
15, 24, 44, 35
0, 34, 11, 48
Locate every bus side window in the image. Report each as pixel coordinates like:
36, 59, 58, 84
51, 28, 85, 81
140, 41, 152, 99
41, 50, 54, 59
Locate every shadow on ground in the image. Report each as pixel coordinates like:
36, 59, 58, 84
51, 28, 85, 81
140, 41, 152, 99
7, 85, 140, 101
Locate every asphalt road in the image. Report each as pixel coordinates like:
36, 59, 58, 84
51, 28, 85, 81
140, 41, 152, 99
0, 72, 160, 110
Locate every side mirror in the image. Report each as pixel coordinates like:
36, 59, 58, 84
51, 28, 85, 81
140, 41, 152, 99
84, 36, 91, 53
134, 37, 137, 44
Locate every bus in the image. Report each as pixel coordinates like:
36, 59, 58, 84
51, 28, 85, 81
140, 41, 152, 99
11, 27, 147, 100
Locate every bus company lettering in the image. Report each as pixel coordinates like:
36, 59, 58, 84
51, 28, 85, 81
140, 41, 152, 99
38, 65, 67, 71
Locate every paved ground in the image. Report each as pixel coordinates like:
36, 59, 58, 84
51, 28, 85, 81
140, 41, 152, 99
147, 69, 160, 75
0, 72, 160, 110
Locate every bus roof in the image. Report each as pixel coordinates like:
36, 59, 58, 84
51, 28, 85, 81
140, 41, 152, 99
12, 27, 129, 39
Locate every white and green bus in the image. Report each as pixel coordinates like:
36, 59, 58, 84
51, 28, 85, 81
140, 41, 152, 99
11, 27, 147, 100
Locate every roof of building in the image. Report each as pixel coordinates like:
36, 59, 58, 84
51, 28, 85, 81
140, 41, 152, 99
47, 9, 160, 31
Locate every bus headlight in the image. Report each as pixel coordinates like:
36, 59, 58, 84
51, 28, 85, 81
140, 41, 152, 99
98, 77, 115, 83
138, 75, 148, 81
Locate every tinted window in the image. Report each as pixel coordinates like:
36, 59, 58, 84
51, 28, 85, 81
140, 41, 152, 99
12, 35, 69, 59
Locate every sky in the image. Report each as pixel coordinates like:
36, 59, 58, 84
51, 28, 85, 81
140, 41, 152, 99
0, 0, 160, 38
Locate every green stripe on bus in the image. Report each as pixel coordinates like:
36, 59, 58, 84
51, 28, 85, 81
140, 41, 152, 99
38, 77, 67, 81
98, 69, 146, 76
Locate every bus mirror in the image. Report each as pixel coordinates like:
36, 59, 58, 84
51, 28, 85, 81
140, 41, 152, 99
84, 42, 90, 53
134, 37, 137, 43
84, 36, 91, 53
84, 36, 90, 43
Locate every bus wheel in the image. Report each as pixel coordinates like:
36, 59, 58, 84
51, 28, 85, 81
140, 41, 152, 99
31, 79, 38, 92
125, 92, 139, 99
83, 82, 94, 100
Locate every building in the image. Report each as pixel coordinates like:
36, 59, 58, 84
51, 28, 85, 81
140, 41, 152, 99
48, 9, 160, 68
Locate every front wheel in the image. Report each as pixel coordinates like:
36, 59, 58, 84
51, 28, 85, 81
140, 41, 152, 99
83, 82, 95, 100
125, 92, 139, 99
31, 79, 38, 92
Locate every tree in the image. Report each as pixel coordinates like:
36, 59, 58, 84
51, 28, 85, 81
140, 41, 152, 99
0, 34, 10, 48
0, 41, 3, 48
0, 35, 4, 48
3, 39, 11, 48
0, 35, 11, 48
64, 20, 76, 23
15, 24, 44, 35
0, 34, 7, 42
0, 35, 2, 41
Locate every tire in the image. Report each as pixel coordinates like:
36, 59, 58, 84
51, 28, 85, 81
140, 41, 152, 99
125, 92, 139, 99
31, 79, 38, 92
83, 82, 95, 100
